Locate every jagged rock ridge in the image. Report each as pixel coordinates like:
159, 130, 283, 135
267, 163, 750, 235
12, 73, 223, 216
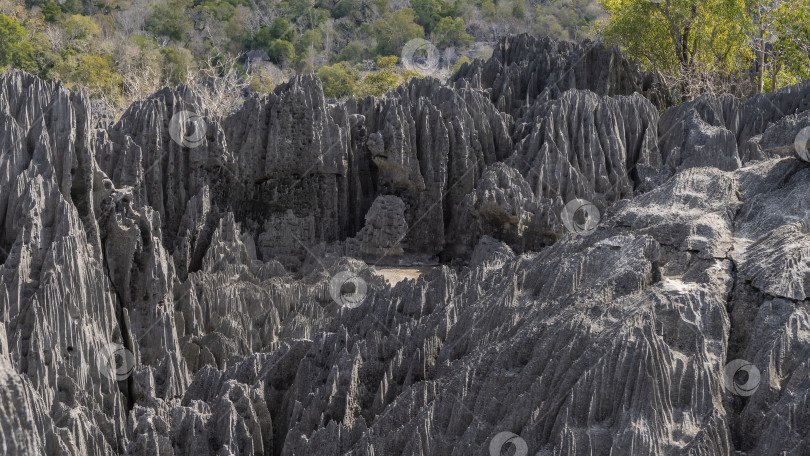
1, 33, 810, 455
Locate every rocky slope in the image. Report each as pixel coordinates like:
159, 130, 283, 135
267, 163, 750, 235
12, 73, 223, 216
1, 34, 810, 455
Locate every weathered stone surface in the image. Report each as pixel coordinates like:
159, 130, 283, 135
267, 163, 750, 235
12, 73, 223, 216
349, 77, 514, 256
346, 195, 408, 257
744, 110, 810, 161
469, 234, 515, 267
0, 70, 184, 455
2, 32, 810, 456
658, 81, 810, 169
450, 162, 545, 254
450, 33, 672, 115
504, 89, 663, 246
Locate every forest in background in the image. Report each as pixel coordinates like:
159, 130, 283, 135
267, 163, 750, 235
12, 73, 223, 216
0, 0, 809, 110
0, 0, 601, 108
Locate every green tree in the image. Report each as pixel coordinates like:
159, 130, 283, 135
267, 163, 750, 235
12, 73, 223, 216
0, 14, 36, 71
600, 0, 752, 94
747, 0, 784, 92
249, 27, 274, 50
269, 17, 294, 41
250, 20, 296, 52
60, 0, 81, 14
41, 2, 63, 23
432, 16, 473, 47
376, 55, 398, 68
533, 7, 568, 40
336, 40, 370, 62
286, 0, 329, 29
373, 8, 425, 56
246, 27, 276, 49
161, 47, 194, 84
27, 31, 60, 80
317, 62, 357, 97
359, 69, 401, 96
450, 55, 471, 73
295, 29, 321, 56
267, 39, 295, 64
146, 1, 192, 42
332, 0, 357, 18
64, 14, 101, 41
767, 0, 810, 90
73, 54, 123, 103
411, 0, 457, 34
481, 0, 496, 20
512, 0, 525, 19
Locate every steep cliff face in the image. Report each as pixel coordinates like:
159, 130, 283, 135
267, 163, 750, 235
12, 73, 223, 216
0, 71, 187, 455
2, 33, 810, 456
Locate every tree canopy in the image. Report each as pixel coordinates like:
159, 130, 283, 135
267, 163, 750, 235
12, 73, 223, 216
600, 0, 810, 95
0, 0, 808, 109
0, 14, 35, 71
600, 0, 751, 76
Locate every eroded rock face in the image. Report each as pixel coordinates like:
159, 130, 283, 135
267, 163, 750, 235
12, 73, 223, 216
450, 33, 672, 116
346, 195, 408, 257
658, 81, 810, 169
2, 32, 810, 456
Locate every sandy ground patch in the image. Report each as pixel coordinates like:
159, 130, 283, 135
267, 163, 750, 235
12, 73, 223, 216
373, 266, 436, 285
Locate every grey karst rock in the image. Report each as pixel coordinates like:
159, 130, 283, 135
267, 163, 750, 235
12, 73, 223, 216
346, 195, 408, 257
736, 221, 810, 301
737, 79, 810, 145
659, 109, 742, 172
0, 356, 66, 455
659, 94, 742, 140
506, 89, 662, 242
171, 185, 214, 281
658, 80, 810, 166
469, 234, 515, 267
4, 31, 810, 456
0, 69, 190, 452
349, 77, 514, 257
658, 94, 747, 173
450, 162, 546, 254
89, 98, 118, 130
744, 110, 810, 161
450, 33, 672, 115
